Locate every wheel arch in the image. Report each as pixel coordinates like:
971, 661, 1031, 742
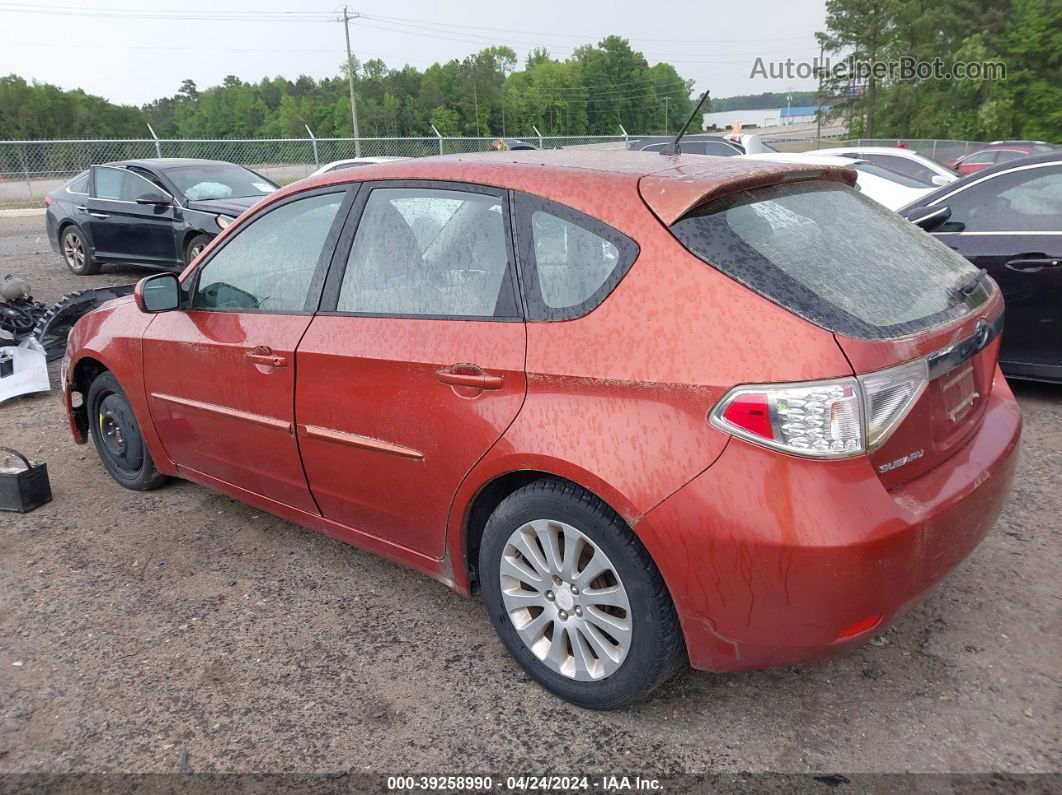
454, 462, 647, 594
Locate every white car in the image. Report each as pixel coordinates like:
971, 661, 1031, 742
309, 156, 409, 177
742, 153, 935, 210
810, 146, 958, 186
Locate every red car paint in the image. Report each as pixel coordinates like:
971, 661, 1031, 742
948, 146, 1037, 175
63, 151, 1021, 671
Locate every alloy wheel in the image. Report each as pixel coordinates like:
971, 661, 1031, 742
63, 232, 85, 270
499, 518, 632, 681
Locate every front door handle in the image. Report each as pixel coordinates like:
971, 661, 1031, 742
246, 347, 287, 368
1005, 256, 1061, 273
435, 365, 504, 390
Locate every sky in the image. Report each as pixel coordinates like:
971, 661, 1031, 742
0, 0, 828, 110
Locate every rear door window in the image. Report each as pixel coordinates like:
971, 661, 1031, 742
513, 193, 639, 321
336, 187, 518, 319
670, 180, 989, 339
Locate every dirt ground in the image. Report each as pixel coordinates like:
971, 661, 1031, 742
0, 213, 1059, 777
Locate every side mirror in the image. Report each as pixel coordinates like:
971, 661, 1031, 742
135, 192, 171, 206
904, 204, 951, 231
930, 174, 951, 187
135, 273, 181, 314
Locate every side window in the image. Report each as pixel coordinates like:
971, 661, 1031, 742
939, 166, 1062, 232
93, 166, 159, 202
867, 154, 935, 183
993, 149, 1025, 163
128, 167, 169, 193
66, 172, 89, 194
515, 193, 639, 321
192, 192, 343, 312
963, 151, 997, 165
336, 187, 517, 318
704, 141, 741, 156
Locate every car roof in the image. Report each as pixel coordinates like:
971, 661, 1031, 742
815, 146, 933, 158
280, 149, 857, 225
101, 158, 237, 169
900, 150, 1062, 209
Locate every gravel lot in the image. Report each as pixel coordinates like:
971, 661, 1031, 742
0, 213, 1059, 778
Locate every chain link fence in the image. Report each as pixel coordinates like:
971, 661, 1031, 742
796, 138, 988, 165
0, 133, 991, 209
0, 134, 628, 210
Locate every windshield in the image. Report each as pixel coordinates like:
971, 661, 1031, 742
854, 162, 933, 188
670, 180, 990, 339
165, 164, 277, 201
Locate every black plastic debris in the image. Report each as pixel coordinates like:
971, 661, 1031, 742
0, 447, 52, 513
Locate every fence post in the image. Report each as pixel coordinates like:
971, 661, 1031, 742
618, 123, 628, 145
305, 125, 319, 167
431, 124, 444, 155
532, 125, 544, 149
146, 124, 162, 158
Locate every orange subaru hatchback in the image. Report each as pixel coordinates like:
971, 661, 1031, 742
63, 151, 1020, 708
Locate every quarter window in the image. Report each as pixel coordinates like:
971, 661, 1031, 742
66, 172, 89, 194
515, 194, 638, 321
191, 192, 343, 312
337, 187, 516, 318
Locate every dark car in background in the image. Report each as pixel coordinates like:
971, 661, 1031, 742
901, 150, 1062, 383
45, 158, 278, 275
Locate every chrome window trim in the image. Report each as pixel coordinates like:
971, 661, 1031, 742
92, 165, 177, 206
932, 230, 1062, 236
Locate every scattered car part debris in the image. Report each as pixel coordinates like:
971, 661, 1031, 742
0, 276, 135, 361
0, 446, 52, 513
32, 285, 135, 360
0, 338, 49, 403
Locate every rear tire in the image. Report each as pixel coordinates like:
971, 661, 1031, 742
87, 372, 167, 491
184, 234, 213, 266
61, 226, 98, 275
479, 478, 685, 709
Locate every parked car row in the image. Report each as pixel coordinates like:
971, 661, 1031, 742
61, 148, 1025, 708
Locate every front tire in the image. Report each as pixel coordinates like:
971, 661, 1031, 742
479, 478, 685, 709
61, 226, 98, 275
184, 234, 213, 266
87, 372, 167, 491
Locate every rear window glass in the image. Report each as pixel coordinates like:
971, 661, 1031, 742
670, 181, 990, 339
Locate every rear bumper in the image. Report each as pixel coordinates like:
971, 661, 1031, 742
637, 371, 1022, 672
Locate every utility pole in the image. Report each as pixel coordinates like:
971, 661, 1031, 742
816, 42, 824, 142
341, 6, 361, 156
663, 96, 669, 133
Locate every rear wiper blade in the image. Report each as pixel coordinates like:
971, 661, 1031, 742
954, 268, 987, 297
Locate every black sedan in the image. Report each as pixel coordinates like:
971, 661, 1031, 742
901, 150, 1062, 383
45, 159, 278, 275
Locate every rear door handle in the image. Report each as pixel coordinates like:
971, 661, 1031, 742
435, 366, 504, 390
89, 212, 110, 219
246, 348, 287, 368
75, 205, 88, 213
1005, 256, 1061, 273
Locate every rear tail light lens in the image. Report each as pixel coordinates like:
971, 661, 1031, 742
860, 358, 928, 451
43, 196, 52, 207
711, 360, 929, 459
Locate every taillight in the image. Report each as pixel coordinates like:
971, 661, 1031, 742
711, 360, 929, 459
43, 196, 52, 207
860, 358, 928, 450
